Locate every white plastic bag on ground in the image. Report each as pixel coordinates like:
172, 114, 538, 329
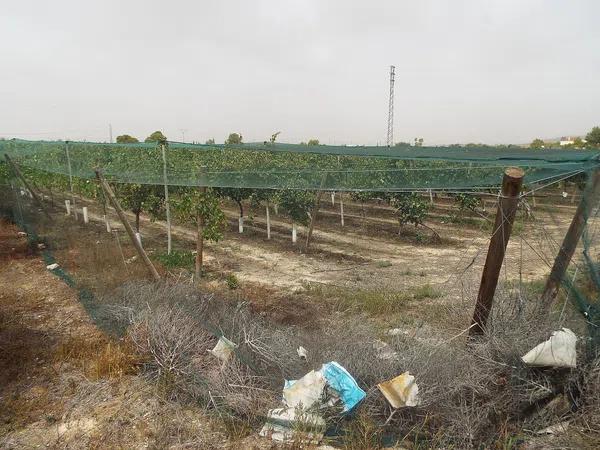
378, 371, 420, 408
521, 328, 577, 368
209, 336, 237, 362
283, 370, 326, 409
259, 407, 325, 444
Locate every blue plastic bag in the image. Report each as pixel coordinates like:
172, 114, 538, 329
321, 361, 366, 412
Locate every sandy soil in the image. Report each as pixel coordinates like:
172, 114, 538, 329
0, 219, 230, 449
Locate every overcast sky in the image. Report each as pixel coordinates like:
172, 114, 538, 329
1, 0, 599, 145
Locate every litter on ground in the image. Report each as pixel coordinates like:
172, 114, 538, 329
521, 328, 577, 368
46, 263, 59, 270
283, 369, 326, 409
378, 371, 420, 408
259, 407, 326, 444
297, 346, 308, 359
209, 336, 237, 362
321, 361, 366, 412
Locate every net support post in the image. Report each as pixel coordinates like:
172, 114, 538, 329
540, 169, 600, 308
95, 169, 161, 282
4, 154, 52, 221
160, 143, 172, 255
469, 167, 524, 338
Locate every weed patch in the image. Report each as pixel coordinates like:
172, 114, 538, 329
302, 282, 442, 315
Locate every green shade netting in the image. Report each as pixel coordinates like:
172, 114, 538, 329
1, 139, 599, 191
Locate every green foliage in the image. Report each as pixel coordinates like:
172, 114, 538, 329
350, 191, 377, 203
214, 188, 254, 217
173, 189, 225, 242
144, 131, 167, 143
307, 139, 319, 146
389, 192, 430, 227
414, 137, 424, 147
116, 183, 163, 230
116, 134, 139, 144
155, 250, 194, 270
454, 193, 479, 213
225, 133, 243, 145
585, 126, 600, 146
205, 138, 215, 145
0, 161, 11, 184
277, 189, 315, 225
529, 138, 545, 149
225, 273, 239, 290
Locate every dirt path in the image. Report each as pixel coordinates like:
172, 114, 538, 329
51, 191, 579, 299
0, 219, 226, 449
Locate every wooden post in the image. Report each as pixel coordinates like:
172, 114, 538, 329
540, 170, 600, 307
292, 223, 297, 243
82, 206, 89, 224
469, 167, 524, 337
95, 170, 161, 282
4, 154, 52, 220
160, 143, 172, 255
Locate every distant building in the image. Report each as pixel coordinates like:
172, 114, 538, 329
560, 137, 575, 146
559, 136, 586, 146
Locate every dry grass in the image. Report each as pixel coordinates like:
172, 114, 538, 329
301, 281, 442, 315
54, 335, 140, 380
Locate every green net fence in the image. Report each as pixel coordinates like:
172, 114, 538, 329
2, 139, 598, 191
2, 137, 600, 446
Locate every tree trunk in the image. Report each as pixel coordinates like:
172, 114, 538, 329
135, 211, 140, 232
195, 184, 208, 281
236, 200, 243, 219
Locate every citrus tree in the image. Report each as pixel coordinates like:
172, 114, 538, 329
388, 192, 438, 240
172, 188, 225, 279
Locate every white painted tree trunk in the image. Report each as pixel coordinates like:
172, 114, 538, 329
82, 206, 89, 224
104, 215, 111, 232
331, 192, 335, 206
274, 204, 279, 215
65, 200, 71, 216
340, 194, 345, 227
266, 204, 271, 239
292, 223, 297, 243
429, 189, 434, 205
135, 232, 142, 248
238, 216, 244, 233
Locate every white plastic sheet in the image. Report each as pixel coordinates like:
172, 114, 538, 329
522, 328, 577, 368
259, 407, 325, 444
283, 370, 326, 409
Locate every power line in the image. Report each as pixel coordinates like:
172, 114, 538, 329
386, 65, 395, 147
